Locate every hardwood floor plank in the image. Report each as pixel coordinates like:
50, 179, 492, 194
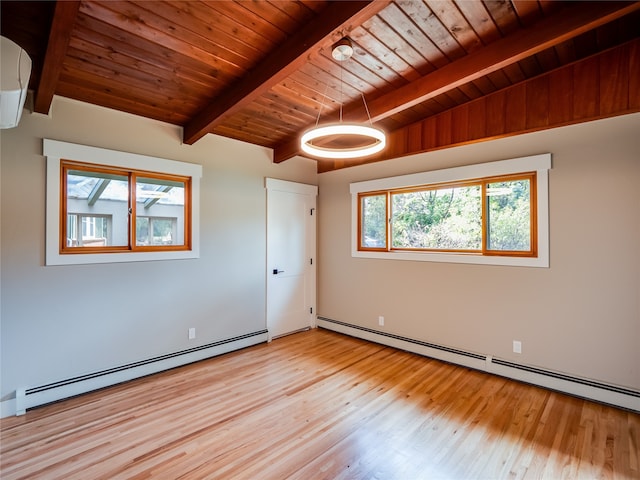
1, 329, 639, 479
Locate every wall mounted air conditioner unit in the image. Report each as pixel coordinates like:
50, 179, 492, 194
1, 36, 32, 129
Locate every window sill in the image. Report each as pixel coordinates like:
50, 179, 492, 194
352, 249, 547, 268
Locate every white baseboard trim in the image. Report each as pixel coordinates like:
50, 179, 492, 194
1, 330, 268, 418
317, 317, 640, 413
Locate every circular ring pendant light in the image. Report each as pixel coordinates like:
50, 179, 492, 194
301, 38, 386, 160
301, 124, 385, 159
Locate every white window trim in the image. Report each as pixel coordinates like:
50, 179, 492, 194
350, 153, 551, 267
44, 139, 202, 266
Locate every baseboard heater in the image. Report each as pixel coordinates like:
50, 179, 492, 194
10, 330, 268, 417
317, 316, 640, 413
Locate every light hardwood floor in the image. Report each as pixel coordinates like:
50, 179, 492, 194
1, 329, 639, 479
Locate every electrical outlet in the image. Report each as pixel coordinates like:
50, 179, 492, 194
188, 327, 196, 340
378, 316, 384, 326
513, 340, 522, 354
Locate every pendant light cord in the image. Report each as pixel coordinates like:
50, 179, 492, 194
361, 92, 374, 126
314, 80, 331, 128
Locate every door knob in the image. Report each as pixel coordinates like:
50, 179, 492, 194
273, 269, 285, 275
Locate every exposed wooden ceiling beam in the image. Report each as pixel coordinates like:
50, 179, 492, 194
34, 1, 80, 114
364, 1, 640, 122
182, 1, 390, 145
274, 1, 640, 164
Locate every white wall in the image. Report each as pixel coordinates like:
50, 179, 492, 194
0, 97, 317, 416
317, 113, 640, 392
2, 95, 638, 417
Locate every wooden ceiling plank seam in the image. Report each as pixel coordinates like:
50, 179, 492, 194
74, 16, 235, 90
424, 0, 483, 54
175, 1, 278, 55
500, 63, 527, 84
372, 4, 438, 76
484, 0, 521, 36
350, 21, 421, 83
214, 111, 288, 134
254, 93, 318, 125
267, 0, 320, 29
454, 1, 502, 46
485, 70, 512, 91
34, 1, 81, 114
338, 26, 409, 86
456, 82, 485, 102
516, 55, 544, 79
55, 80, 190, 125
110, 1, 255, 73
70, 26, 226, 94
58, 62, 203, 115
538, 0, 563, 16
212, 126, 276, 147
510, 0, 544, 28
309, 50, 382, 99
444, 87, 474, 105
535, 47, 562, 72
553, 38, 579, 66
308, 55, 369, 97
183, 1, 391, 145
271, 81, 334, 115
204, 0, 290, 46
217, 115, 295, 142
428, 92, 458, 111
231, 119, 300, 142
272, 84, 344, 122
239, 0, 303, 36
278, 73, 341, 111
79, 2, 246, 79
379, 3, 448, 70
298, 0, 328, 15
216, 107, 299, 133
398, 0, 467, 62
151, 1, 270, 65
65, 40, 216, 101
293, 64, 354, 107
222, 113, 296, 135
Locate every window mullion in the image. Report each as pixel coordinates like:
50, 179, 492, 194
130, 172, 136, 251
481, 181, 488, 254
386, 192, 391, 251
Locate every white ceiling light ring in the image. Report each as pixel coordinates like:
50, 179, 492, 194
301, 123, 386, 159
301, 37, 387, 160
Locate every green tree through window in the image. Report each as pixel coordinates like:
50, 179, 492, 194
358, 173, 536, 257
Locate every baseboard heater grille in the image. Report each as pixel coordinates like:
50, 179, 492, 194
317, 316, 640, 412
317, 316, 485, 360
491, 358, 640, 398
13, 329, 268, 416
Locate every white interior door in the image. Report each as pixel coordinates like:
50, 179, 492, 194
266, 178, 317, 340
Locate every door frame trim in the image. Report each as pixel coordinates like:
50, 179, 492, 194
265, 178, 318, 196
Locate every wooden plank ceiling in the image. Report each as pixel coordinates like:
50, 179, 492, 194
2, 1, 639, 171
